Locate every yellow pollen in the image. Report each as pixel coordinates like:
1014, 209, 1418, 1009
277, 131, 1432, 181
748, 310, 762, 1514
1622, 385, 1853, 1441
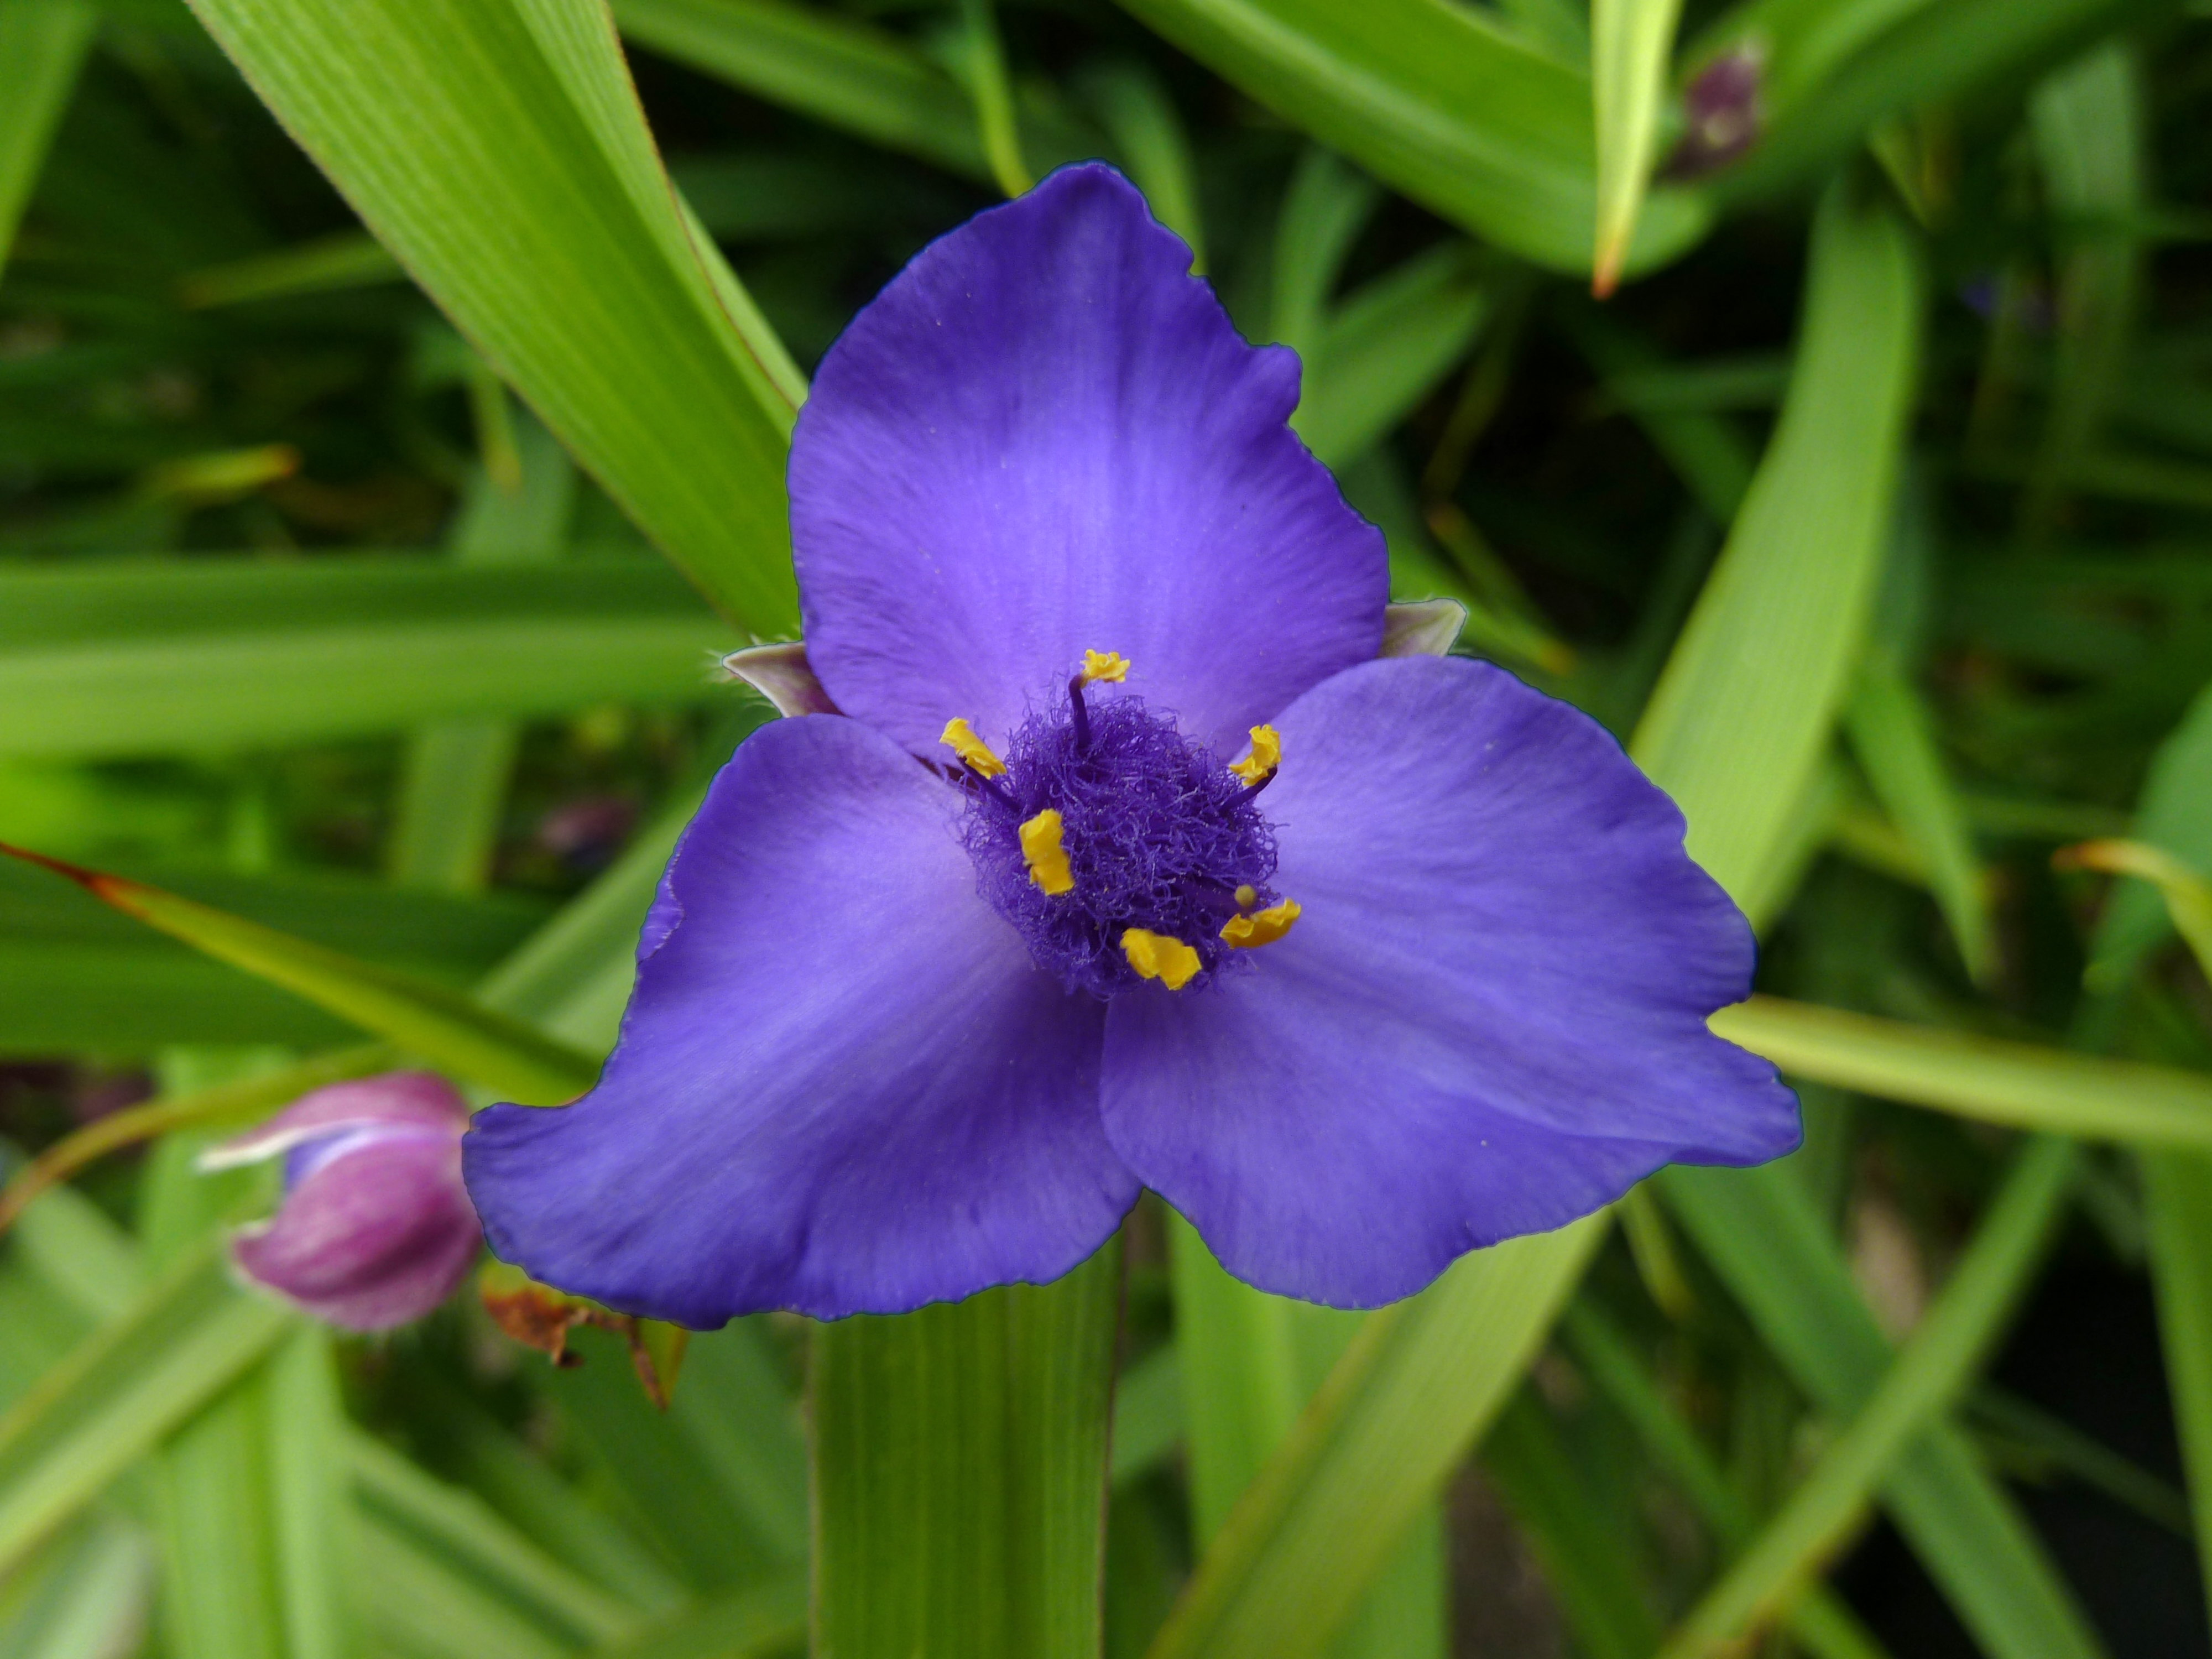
939, 717, 1005, 777
1229, 724, 1280, 785
1221, 898, 1301, 950
1234, 884, 1258, 910
1020, 809, 1074, 895
1122, 927, 1201, 990
1079, 649, 1130, 686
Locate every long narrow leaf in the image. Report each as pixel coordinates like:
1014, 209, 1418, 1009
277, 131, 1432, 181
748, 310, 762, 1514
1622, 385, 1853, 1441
0, 846, 598, 1104
351, 1435, 641, 1646
1589, 0, 1684, 294
1633, 176, 1921, 896
1658, 1138, 2076, 1656
2095, 702, 2212, 1639
1703, 0, 2172, 207
1113, 0, 1709, 275
0, 554, 731, 763
392, 418, 578, 893
183, 0, 801, 628
1711, 995, 2212, 1148
813, 1239, 1122, 1659
1162, 1221, 1441, 1656
1145, 1216, 1605, 1658
1661, 1160, 2109, 1659
1562, 1301, 1893, 1659
0, 1244, 291, 1578
1845, 661, 1995, 981
0, 0, 95, 275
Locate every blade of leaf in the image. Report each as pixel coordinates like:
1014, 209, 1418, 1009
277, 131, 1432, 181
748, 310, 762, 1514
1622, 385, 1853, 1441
596, 1575, 807, 1658
353, 1505, 575, 1659
1556, 305, 1757, 523
390, 415, 578, 894
1481, 1386, 1664, 1659
182, 0, 801, 629
0, 0, 95, 276
1589, 0, 1685, 295
1660, 1159, 2109, 1659
1710, 994, 2212, 1147
0, 552, 733, 763
2089, 700, 2212, 1639
1165, 1219, 1444, 1658
1845, 660, 1996, 982
1657, 1136, 2076, 1657
1632, 174, 1922, 896
1701, 0, 2174, 209
812, 1237, 1121, 1659
666, 1323, 808, 1563
0, 844, 598, 1104
0, 1241, 292, 1578
153, 1361, 290, 1659
1300, 242, 1490, 468
1144, 1215, 1606, 1659
0, 1511, 154, 1659
441, 1404, 687, 1614
1270, 145, 1383, 364
2021, 41, 2146, 533
1562, 1299, 1896, 1659
1113, 0, 1710, 275
538, 1321, 794, 1588
349, 1434, 641, 1645
2085, 681, 2212, 988
957, 0, 1032, 196
611, 0, 988, 178
2137, 1152, 2212, 1638
267, 1328, 356, 1659
1108, 1345, 1183, 1488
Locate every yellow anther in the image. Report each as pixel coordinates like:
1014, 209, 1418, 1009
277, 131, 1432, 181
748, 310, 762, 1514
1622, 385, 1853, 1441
1079, 649, 1130, 686
1020, 809, 1074, 895
1229, 724, 1280, 785
1234, 884, 1258, 910
939, 717, 1006, 778
1122, 928, 1201, 989
1221, 898, 1301, 950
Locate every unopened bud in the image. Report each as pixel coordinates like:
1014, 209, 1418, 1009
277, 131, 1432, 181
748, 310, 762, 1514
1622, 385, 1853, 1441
201, 1072, 479, 1331
1666, 46, 1763, 179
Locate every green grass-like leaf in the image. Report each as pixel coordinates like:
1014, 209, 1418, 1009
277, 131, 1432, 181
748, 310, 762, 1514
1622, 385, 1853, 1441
184, 0, 802, 630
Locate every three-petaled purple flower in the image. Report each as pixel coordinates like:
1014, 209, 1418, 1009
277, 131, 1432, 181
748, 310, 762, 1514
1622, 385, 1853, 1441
462, 164, 1798, 1326
206, 1071, 481, 1330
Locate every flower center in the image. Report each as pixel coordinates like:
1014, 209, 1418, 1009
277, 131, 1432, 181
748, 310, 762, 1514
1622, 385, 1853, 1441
942, 654, 1297, 998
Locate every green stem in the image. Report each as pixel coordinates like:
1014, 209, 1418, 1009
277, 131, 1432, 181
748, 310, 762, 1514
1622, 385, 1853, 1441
811, 1235, 1122, 1657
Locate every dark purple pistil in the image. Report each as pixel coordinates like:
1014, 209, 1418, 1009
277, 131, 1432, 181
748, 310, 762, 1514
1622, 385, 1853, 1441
959, 685, 1279, 998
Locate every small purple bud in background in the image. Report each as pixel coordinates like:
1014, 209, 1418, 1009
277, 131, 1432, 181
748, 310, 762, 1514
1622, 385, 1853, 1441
538, 795, 640, 872
1665, 45, 1763, 179
201, 1072, 481, 1332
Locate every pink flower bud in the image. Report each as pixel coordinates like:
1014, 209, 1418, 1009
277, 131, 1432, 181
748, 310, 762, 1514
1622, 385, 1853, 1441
202, 1072, 481, 1331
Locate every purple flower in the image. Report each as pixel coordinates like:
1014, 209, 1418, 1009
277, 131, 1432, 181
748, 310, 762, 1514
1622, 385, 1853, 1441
462, 165, 1796, 1324
1665, 46, 1763, 179
205, 1071, 481, 1331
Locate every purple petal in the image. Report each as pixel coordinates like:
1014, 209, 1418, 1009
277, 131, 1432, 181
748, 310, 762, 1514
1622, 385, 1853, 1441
1101, 656, 1798, 1307
463, 714, 1137, 1326
789, 163, 1386, 763
202, 1071, 467, 1171
233, 1132, 480, 1331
